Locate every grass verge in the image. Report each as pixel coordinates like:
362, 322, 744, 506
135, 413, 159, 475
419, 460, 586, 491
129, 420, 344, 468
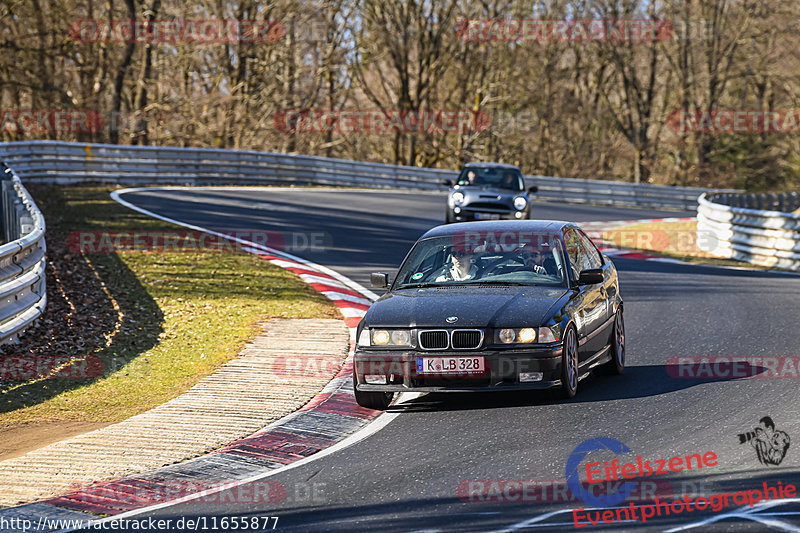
0, 185, 340, 426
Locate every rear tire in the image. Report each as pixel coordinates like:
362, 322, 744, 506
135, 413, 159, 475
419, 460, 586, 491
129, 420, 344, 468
556, 327, 578, 399
599, 308, 625, 375
353, 371, 393, 410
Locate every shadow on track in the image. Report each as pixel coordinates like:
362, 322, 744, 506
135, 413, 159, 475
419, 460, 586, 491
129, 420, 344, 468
387, 362, 773, 414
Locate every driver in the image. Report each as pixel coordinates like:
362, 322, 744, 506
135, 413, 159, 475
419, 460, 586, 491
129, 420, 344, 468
457, 170, 479, 186
435, 248, 478, 282
520, 244, 553, 275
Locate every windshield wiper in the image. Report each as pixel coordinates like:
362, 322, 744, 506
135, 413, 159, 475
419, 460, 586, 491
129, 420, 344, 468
468, 280, 532, 286
396, 282, 445, 289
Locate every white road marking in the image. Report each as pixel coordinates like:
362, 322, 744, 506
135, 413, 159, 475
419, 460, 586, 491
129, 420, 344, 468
663, 498, 800, 533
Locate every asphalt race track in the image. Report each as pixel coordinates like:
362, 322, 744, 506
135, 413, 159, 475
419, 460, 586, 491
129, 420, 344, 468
111, 188, 800, 532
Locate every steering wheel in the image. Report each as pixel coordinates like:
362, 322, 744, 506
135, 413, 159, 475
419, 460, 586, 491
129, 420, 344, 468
480, 257, 518, 277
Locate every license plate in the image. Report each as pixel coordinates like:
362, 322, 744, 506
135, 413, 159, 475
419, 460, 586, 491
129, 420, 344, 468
475, 213, 500, 220
416, 356, 486, 374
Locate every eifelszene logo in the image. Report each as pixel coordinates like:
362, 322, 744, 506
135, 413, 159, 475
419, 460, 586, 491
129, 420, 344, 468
566, 437, 637, 507
566, 437, 719, 508
738, 416, 790, 466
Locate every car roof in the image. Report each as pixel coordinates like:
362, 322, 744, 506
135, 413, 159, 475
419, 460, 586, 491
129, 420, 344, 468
461, 162, 521, 171
419, 220, 576, 240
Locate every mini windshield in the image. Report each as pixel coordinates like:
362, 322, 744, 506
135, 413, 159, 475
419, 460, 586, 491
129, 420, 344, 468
456, 167, 524, 191
393, 232, 568, 289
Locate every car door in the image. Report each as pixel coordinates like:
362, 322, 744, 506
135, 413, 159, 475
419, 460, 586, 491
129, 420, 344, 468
564, 228, 607, 360
577, 228, 616, 323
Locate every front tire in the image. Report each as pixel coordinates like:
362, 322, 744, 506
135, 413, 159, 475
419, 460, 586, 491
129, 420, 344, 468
600, 308, 625, 375
445, 210, 455, 224
556, 326, 578, 399
353, 371, 393, 410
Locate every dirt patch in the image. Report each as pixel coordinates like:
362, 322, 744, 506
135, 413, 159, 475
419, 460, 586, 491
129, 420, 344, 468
0, 421, 110, 461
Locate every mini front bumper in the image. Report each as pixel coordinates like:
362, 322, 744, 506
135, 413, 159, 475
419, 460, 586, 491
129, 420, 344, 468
449, 207, 526, 222
353, 345, 563, 392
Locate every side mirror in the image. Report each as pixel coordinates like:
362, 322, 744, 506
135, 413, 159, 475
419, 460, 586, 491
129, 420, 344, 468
370, 272, 390, 288
442, 179, 453, 187
528, 185, 539, 194
577, 268, 604, 285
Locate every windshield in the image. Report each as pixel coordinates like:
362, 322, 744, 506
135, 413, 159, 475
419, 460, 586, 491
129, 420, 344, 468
456, 167, 524, 191
393, 233, 568, 289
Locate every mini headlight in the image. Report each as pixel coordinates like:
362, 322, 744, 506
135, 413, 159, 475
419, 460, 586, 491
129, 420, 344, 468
391, 330, 410, 345
452, 191, 465, 205
518, 328, 536, 343
498, 328, 516, 343
372, 330, 390, 345
514, 196, 527, 210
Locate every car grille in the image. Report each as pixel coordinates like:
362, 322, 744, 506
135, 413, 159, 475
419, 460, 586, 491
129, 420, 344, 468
418, 329, 485, 350
451, 329, 484, 349
465, 202, 507, 211
419, 330, 448, 350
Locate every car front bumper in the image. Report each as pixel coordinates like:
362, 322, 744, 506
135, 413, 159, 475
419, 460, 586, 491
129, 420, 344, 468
354, 345, 563, 392
450, 207, 527, 222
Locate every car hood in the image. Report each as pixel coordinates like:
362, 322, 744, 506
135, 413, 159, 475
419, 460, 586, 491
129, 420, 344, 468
365, 285, 569, 328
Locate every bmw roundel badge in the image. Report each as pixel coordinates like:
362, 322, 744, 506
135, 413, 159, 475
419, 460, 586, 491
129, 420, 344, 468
446, 316, 458, 323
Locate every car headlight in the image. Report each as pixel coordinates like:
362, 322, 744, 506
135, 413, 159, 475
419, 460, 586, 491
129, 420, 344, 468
495, 327, 558, 344
513, 196, 527, 210
518, 328, 536, 343
498, 328, 516, 343
366, 329, 412, 347
452, 191, 465, 206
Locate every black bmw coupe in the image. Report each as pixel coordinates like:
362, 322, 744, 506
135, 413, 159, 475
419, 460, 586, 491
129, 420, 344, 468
353, 220, 625, 410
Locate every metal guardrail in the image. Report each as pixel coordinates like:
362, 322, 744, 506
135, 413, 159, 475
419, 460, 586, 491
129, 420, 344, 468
0, 164, 46, 346
697, 192, 800, 270
0, 140, 739, 210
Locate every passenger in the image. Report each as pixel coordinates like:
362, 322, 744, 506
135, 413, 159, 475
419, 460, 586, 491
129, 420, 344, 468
500, 172, 517, 189
435, 249, 478, 282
